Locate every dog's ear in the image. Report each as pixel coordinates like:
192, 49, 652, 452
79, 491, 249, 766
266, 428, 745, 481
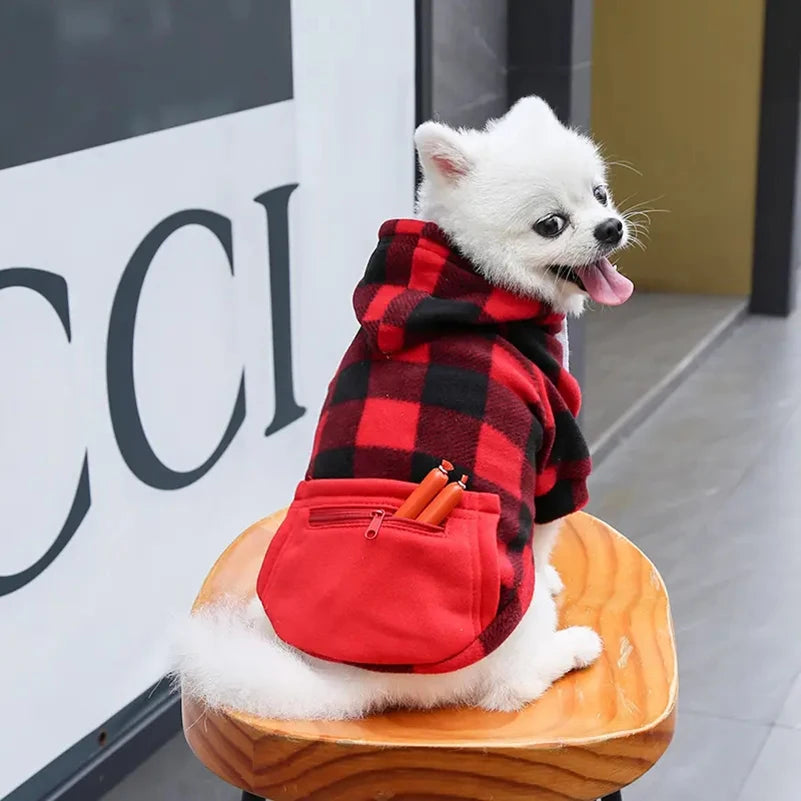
414, 122, 473, 182
502, 96, 560, 129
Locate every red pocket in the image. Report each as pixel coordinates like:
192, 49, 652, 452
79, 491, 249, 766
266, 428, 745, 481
257, 478, 501, 669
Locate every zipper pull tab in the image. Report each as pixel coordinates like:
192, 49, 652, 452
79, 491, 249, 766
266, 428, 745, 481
365, 509, 385, 539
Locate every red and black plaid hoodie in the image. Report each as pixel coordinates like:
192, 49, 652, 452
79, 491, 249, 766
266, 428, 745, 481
291, 219, 591, 669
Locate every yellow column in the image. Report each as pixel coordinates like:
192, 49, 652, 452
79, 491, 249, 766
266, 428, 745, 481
592, 1, 765, 295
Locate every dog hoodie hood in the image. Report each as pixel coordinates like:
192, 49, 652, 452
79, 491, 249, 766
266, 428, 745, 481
354, 219, 567, 357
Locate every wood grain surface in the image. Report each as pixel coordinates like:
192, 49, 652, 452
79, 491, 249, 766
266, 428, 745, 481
183, 511, 677, 800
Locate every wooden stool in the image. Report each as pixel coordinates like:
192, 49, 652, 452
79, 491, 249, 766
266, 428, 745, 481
182, 511, 676, 801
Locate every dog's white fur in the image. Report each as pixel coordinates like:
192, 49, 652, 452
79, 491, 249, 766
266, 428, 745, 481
175, 96, 629, 720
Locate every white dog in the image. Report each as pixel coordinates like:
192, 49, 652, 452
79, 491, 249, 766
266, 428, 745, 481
175, 96, 632, 720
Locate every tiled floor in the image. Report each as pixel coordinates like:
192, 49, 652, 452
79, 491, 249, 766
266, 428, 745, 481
583, 292, 746, 448
104, 303, 801, 801
588, 307, 801, 799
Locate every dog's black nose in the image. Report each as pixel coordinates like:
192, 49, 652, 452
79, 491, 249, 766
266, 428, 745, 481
594, 218, 624, 245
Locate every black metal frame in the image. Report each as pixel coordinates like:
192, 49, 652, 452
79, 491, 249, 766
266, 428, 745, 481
414, 0, 433, 198
414, 0, 433, 129
749, 0, 801, 316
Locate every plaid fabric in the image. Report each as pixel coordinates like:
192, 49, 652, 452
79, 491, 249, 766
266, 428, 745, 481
306, 219, 591, 670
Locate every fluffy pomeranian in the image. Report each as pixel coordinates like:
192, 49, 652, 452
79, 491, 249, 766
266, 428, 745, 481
175, 96, 633, 720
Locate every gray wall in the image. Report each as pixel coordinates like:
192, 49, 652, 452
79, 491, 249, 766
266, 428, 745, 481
430, 0, 507, 127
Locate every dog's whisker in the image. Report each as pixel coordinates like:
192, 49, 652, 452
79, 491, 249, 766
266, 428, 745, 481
620, 199, 663, 212
625, 223, 648, 235
607, 160, 643, 177
619, 197, 667, 215
617, 192, 638, 210
623, 209, 668, 220
604, 154, 638, 168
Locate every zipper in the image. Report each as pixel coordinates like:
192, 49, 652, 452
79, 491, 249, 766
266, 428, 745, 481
308, 507, 386, 539
308, 506, 443, 538
308, 508, 375, 525
364, 509, 385, 539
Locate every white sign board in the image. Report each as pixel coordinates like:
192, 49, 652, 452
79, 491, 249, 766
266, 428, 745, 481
0, 1, 414, 794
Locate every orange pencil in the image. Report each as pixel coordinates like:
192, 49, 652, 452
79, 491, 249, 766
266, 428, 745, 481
416, 474, 468, 526
393, 460, 453, 519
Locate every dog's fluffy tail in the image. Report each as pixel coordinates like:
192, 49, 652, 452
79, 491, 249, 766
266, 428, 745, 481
172, 597, 375, 720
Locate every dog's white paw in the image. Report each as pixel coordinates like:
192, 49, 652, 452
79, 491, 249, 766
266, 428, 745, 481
563, 626, 603, 669
543, 564, 564, 595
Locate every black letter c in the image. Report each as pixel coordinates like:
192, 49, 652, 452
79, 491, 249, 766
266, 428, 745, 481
0, 269, 90, 596
107, 210, 246, 490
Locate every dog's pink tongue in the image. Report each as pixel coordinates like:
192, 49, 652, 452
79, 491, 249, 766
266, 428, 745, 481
581, 257, 634, 305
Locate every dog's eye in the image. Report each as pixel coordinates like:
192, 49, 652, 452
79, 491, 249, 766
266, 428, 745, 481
593, 185, 609, 206
533, 214, 567, 238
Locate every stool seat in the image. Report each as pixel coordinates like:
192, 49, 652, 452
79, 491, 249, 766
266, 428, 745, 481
182, 511, 676, 801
